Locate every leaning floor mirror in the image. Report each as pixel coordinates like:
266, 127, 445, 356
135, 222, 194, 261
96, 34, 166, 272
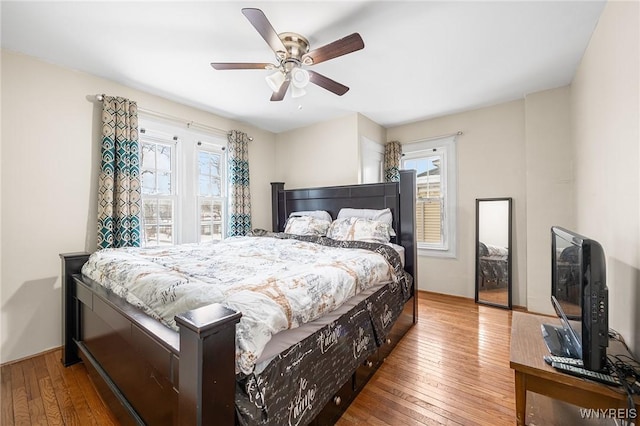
475, 198, 512, 309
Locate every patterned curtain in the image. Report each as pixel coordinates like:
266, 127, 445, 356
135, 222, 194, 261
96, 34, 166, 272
97, 95, 141, 249
384, 141, 402, 182
227, 130, 252, 236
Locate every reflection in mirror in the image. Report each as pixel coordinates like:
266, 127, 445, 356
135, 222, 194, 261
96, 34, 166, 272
475, 198, 512, 309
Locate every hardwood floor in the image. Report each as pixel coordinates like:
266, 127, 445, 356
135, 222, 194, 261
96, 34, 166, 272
2, 292, 518, 425
337, 292, 516, 425
1, 348, 119, 426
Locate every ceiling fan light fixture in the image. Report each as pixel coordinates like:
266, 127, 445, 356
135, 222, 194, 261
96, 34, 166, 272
290, 85, 307, 99
291, 68, 310, 89
212, 9, 362, 101
265, 71, 285, 92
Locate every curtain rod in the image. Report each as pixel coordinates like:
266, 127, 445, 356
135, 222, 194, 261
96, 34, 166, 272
94, 94, 253, 140
400, 130, 463, 145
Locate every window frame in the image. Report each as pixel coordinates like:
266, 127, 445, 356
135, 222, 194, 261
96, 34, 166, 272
195, 142, 226, 243
139, 131, 179, 247
138, 115, 227, 247
402, 136, 458, 258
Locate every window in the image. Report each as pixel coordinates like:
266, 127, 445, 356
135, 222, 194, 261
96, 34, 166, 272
141, 137, 177, 246
139, 117, 227, 247
197, 145, 225, 242
402, 136, 457, 257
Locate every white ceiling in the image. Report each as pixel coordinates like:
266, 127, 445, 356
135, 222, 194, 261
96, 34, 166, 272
1, 1, 606, 133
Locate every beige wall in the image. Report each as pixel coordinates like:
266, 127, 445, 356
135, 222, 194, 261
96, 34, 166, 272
357, 113, 386, 146
273, 113, 386, 189
0, 50, 276, 363
570, 1, 640, 353
524, 87, 573, 315
275, 113, 359, 188
387, 101, 528, 305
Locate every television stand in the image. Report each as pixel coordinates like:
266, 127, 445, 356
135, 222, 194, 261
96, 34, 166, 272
510, 312, 639, 425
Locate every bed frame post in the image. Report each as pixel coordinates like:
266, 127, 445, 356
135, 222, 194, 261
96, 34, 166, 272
271, 182, 285, 232
60, 252, 91, 367
175, 305, 242, 425
399, 170, 418, 323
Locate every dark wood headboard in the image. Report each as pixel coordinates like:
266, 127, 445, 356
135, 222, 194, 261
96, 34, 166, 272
270, 169, 417, 283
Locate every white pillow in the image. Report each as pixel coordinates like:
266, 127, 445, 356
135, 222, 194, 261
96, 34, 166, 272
337, 208, 395, 236
327, 217, 392, 244
284, 216, 331, 236
289, 210, 333, 223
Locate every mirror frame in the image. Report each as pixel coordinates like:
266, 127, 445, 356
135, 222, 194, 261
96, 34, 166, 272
475, 197, 512, 309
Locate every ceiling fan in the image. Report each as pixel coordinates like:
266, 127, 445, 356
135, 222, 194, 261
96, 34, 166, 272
211, 8, 365, 101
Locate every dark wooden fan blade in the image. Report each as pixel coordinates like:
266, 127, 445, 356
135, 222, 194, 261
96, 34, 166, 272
242, 8, 287, 55
302, 33, 364, 65
270, 80, 290, 101
308, 71, 349, 96
211, 62, 272, 70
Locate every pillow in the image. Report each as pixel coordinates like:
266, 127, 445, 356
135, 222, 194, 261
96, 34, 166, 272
560, 245, 579, 263
289, 210, 332, 223
284, 216, 331, 236
337, 208, 395, 236
478, 241, 489, 257
327, 217, 392, 244
485, 244, 508, 257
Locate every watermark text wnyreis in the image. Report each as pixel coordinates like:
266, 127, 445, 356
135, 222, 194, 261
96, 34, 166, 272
580, 408, 637, 420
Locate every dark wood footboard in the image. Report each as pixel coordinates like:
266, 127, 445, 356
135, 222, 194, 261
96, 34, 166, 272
60, 253, 241, 425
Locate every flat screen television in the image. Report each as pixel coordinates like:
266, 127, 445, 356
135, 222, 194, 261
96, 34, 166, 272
549, 226, 608, 371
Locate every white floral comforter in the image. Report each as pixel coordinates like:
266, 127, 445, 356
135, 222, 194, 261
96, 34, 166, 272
81, 236, 396, 374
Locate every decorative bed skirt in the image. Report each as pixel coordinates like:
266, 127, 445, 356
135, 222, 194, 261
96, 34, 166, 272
236, 277, 411, 425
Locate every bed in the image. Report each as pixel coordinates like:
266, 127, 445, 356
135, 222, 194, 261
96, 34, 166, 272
554, 245, 581, 317
477, 241, 509, 289
60, 170, 417, 425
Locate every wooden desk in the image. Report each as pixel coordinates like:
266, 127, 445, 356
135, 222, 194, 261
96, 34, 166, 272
510, 311, 639, 425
